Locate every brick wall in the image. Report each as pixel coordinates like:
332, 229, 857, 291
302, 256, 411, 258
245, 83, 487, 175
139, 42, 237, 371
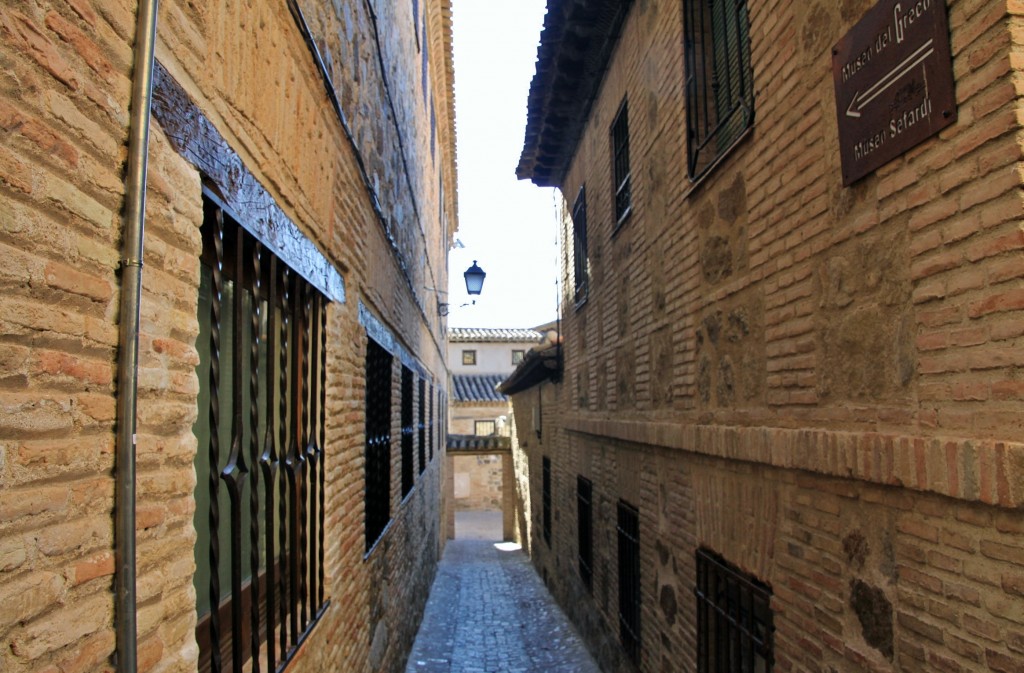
0, 1, 455, 672
513, 0, 1024, 671
516, 419, 1024, 673
450, 401, 510, 435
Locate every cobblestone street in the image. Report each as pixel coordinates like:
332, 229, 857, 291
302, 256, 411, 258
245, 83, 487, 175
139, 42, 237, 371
405, 534, 601, 673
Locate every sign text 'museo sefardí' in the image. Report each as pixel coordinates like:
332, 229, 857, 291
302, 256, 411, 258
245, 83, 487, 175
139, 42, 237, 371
832, 0, 957, 185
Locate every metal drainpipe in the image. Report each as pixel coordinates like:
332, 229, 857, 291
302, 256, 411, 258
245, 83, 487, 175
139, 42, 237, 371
115, 0, 159, 671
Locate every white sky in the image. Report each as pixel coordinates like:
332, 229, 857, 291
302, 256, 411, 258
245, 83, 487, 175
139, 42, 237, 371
446, 0, 560, 330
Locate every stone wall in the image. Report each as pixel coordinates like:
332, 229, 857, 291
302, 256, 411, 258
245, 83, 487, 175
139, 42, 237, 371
0, 1, 455, 672
512, 0, 1024, 672
453, 454, 503, 511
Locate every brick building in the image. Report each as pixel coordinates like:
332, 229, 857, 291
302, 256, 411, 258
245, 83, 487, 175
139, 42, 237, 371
510, 1, 1024, 672
1, 1, 456, 672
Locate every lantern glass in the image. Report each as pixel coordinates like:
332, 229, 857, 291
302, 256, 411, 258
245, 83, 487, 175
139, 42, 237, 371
464, 261, 486, 296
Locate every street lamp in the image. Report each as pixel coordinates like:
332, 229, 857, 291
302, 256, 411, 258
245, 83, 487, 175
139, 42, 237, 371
464, 260, 486, 295
434, 261, 487, 316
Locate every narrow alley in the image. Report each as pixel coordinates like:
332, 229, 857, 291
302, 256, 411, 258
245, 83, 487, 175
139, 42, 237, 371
5, 0, 1024, 672
406, 513, 600, 673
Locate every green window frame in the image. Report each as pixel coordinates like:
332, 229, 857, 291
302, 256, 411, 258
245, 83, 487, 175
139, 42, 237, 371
683, 0, 754, 181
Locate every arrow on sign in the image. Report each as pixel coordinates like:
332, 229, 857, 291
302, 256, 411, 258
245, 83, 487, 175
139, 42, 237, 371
846, 38, 935, 118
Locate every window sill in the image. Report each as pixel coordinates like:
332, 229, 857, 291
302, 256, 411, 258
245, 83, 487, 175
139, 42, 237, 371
682, 125, 753, 199
612, 206, 632, 237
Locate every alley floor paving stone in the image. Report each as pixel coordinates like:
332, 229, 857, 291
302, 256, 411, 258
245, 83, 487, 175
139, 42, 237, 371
405, 539, 602, 673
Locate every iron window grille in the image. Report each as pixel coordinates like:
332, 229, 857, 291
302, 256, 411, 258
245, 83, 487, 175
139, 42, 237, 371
571, 187, 589, 305
417, 377, 426, 474
512, 349, 526, 365
194, 199, 329, 673
683, 0, 754, 181
474, 420, 496, 436
611, 99, 632, 226
364, 338, 392, 551
577, 476, 593, 591
428, 382, 434, 461
695, 548, 774, 672
542, 456, 553, 547
462, 349, 477, 365
618, 499, 641, 665
439, 391, 447, 455
401, 365, 415, 497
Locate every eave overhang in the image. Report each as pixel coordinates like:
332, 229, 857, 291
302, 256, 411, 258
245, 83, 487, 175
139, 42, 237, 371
497, 345, 562, 396
516, 0, 634, 187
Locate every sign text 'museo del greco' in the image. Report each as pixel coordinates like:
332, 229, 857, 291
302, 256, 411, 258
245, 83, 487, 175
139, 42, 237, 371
832, 0, 957, 185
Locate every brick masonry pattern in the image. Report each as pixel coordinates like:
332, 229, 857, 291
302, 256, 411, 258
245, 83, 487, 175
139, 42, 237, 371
0, 1, 455, 672
511, 0, 1024, 672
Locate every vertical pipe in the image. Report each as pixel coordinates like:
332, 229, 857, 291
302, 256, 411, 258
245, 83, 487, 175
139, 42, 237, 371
116, 0, 159, 671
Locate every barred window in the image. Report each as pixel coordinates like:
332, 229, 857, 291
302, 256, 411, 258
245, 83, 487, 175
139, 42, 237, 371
474, 420, 496, 436
462, 350, 476, 366
365, 338, 392, 551
193, 199, 328, 673
401, 366, 415, 497
577, 476, 593, 591
696, 548, 774, 673
571, 187, 589, 305
438, 390, 446, 456
542, 456, 552, 547
683, 0, 754, 181
427, 382, 434, 461
611, 99, 632, 226
417, 377, 426, 474
512, 349, 525, 366
618, 499, 641, 665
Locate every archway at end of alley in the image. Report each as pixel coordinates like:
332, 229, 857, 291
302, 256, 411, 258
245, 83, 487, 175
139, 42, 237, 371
445, 435, 516, 542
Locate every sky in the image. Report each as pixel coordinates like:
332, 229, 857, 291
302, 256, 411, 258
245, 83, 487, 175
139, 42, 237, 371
446, 1, 560, 330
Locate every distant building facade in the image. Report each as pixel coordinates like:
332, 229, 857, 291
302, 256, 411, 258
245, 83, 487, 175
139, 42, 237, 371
511, 1, 1024, 672
447, 327, 541, 522
0, 1, 456, 672
448, 327, 543, 436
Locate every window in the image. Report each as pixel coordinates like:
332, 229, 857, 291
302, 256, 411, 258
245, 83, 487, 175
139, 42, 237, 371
683, 0, 754, 181
533, 387, 542, 441
428, 382, 434, 461
542, 456, 552, 546
417, 377, 426, 474
365, 338, 392, 551
618, 499, 641, 664
696, 548, 773, 672
193, 199, 329, 673
611, 99, 632, 226
401, 366, 414, 497
462, 350, 477, 366
474, 420, 496, 436
439, 390, 447, 455
571, 188, 589, 305
512, 349, 526, 366
577, 476, 593, 591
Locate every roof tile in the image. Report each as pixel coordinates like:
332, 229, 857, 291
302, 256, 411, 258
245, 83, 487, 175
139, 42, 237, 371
448, 327, 543, 343
452, 374, 509, 402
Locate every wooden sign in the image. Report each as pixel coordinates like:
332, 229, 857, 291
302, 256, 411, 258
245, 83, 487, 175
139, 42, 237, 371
832, 0, 957, 185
